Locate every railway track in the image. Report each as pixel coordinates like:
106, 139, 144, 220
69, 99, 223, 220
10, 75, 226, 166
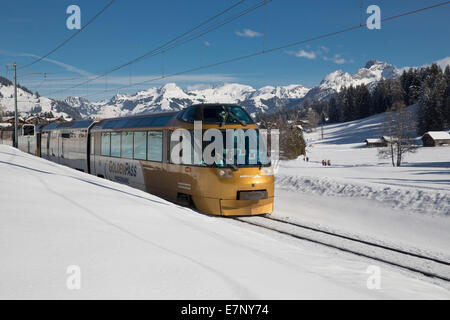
235, 215, 450, 283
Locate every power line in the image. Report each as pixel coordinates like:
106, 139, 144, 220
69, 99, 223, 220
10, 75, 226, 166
33, 73, 47, 91
18, 0, 116, 70
75, 1, 450, 100
47, 0, 269, 96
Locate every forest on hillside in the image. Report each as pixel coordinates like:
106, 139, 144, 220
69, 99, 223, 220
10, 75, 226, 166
311, 64, 450, 135
257, 64, 450, 136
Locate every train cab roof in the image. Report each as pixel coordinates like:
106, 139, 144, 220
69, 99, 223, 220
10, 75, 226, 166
90, 112, 179, 132
41, 120, 94, 131
38, 104, 255, 133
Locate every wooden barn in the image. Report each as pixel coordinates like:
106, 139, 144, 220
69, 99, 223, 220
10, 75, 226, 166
421, 131, 450, 147
364, 138, 387, 148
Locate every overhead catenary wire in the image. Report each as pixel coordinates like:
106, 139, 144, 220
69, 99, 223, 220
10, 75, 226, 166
33, 73, 47, 92
18, 0, 117, 71
74, 1, 450, 100
47, 0, 268, 96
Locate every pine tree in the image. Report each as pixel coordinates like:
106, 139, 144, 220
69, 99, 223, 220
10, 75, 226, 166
328, 96, 341, 123
342, 86, 358, 121
444, 65, 450, 127
355, 85, 371, 119
0, 102, 4, 123
371, 78, 390, 114
389, 78, 406, 106
418, 64, 446, 134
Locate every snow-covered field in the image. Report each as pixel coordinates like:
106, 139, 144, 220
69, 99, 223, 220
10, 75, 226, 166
1, 144, 449, 299
275, 111, 450, 265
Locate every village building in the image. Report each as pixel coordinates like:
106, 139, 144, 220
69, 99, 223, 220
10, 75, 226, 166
364, 138, 388, 148
421, 131, 450, 147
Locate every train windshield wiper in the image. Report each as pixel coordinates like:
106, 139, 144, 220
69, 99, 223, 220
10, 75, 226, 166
227, 108, 246, 126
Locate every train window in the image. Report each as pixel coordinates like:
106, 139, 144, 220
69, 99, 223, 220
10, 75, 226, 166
180, 107, 198, 123
147, 131, 162, 162
121, 132, 133, 158
23, 125, 34, 136
135, 118, 154, 127
111, 132, 121, 157
203, 106, 223, 124
101, 132, 110, 156
133, 131, 146, 160
203, 105, 253, 125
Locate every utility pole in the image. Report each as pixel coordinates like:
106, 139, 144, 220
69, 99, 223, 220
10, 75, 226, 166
6, 62, 19, 148
6, 63, 47, 148
13, 62, 18, 148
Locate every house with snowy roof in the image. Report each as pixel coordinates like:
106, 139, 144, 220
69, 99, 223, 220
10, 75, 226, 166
364, 138, 387, 148
421, 131, 450, 147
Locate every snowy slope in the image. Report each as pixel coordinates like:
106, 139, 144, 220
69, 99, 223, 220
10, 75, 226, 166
278, 110, 450, 215
275, 108, 450, 254
1, 145, 449, 299
0, 78, 80, 120
272, 109, 450, 277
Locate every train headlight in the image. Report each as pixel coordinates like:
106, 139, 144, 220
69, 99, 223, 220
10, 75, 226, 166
217, 168, 234, 178
261, 166, 274, 176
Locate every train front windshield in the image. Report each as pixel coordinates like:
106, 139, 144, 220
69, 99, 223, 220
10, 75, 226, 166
201, 129, 270, 167
203, 105, 254, 125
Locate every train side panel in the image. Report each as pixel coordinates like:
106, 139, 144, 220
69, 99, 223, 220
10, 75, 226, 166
91, 155, 147, 191
0, 130, 13, 146
41, 129, 89, 172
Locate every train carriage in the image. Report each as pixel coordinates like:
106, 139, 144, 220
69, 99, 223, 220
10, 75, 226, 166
10, 104, 274, 216
41, 120, 93, 172
0, 128, 13, 146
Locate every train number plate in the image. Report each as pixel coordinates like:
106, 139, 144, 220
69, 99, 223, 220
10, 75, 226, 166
237, 190, 268, 200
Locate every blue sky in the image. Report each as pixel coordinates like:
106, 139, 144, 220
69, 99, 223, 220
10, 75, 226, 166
0, 0, 449, 101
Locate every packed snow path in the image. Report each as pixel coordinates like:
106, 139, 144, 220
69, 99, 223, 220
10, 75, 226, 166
0, 145, 449, 299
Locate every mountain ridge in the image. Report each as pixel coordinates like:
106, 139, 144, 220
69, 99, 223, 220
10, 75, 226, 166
3, 58, 447, 121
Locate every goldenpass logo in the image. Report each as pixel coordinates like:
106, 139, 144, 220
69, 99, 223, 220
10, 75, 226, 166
108, 161, 137, 177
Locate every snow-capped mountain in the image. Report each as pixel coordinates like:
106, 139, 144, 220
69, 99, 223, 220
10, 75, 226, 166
0, 59, 411, 121
65, 83, 310, 118
304, 60, 401, 102
0, 77, 81, 120
62, 96, 96, 117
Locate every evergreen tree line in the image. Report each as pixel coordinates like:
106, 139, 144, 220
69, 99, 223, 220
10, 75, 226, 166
309, 64, 450, 135
0, 76, 36, 96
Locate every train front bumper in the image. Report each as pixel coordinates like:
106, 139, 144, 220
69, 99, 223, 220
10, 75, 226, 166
220, 197, 274, 216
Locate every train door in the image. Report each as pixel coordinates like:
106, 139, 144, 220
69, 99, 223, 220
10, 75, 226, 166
86, 122, 97, 174
48, 131, 58, 161
59, 133, 64, 162
55, 132, 61, 163
45, 132, 51, 159
21, 124, 35, 154
36, 131, 41, 157
88, 133, 94, 174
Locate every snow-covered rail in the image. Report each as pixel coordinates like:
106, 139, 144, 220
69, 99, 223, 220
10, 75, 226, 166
235, 216, 450, 283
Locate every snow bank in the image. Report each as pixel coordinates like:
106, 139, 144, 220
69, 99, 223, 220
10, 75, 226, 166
276, 174, 450, 216
277, 109, 450, 216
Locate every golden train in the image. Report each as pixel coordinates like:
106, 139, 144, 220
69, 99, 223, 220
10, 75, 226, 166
5, 104, 274, 216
